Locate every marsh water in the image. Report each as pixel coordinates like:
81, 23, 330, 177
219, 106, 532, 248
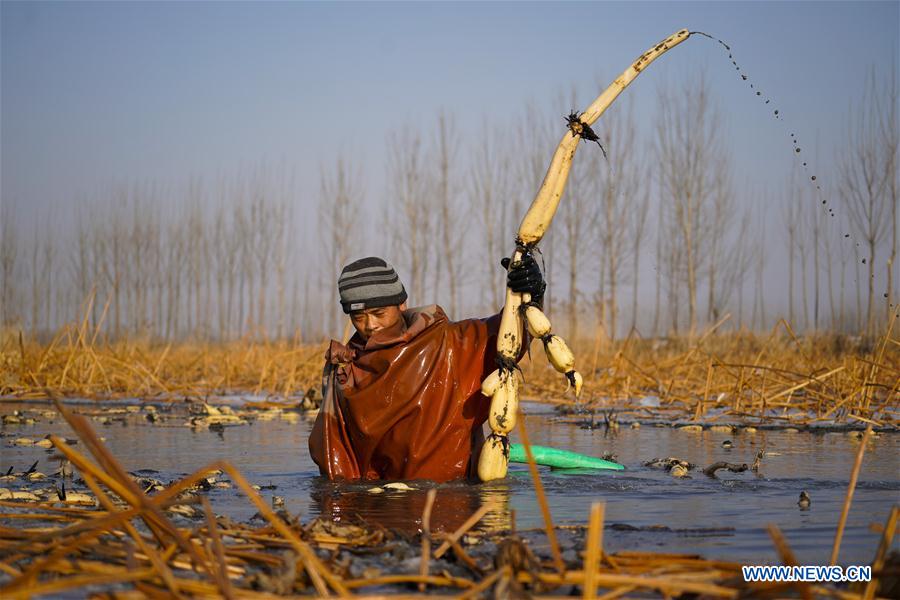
1, 400, 897, 566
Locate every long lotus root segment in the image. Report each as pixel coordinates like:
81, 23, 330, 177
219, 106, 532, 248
477, 29, 692, 481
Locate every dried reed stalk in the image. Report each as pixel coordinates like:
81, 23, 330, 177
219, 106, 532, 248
201, 496, 236, 599
418, 488, 436, 592
433, 503, 494, 559
518, 411, 565, 574
830, 425, 873, 565
863, 505, 899, 600
767, 524, 812, 600
583, 502, 605, 599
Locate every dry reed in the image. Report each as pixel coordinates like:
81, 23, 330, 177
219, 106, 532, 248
3, 313, 896, 429
3, 399, 893, 597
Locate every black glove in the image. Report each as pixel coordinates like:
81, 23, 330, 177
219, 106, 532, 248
501, 253, 546, 305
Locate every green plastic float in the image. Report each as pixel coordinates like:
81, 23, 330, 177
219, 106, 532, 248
508, 443, 624, 471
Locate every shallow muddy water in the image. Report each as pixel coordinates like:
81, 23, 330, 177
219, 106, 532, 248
1, 400, 897, 565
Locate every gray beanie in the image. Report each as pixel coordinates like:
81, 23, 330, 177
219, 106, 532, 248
338, 257, 408, 314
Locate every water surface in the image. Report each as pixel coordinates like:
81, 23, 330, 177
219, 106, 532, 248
1, 399, 896, 565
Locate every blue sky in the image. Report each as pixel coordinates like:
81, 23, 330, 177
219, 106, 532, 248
2, 1, 898, 323
4, 1, 897, 210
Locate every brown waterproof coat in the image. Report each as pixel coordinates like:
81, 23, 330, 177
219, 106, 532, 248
309, 305, 522, 482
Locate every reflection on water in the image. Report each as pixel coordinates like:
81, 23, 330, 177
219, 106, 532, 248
0, 400, 897, 564
309, 478, 514, 535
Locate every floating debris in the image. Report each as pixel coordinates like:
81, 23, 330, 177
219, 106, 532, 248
644, 457, 694, 471
703, 462, 749, 478
0, 396, 892, 598
709, 425, 734, 433
670, 464, 690, 478
383, 482, 413, 492
0, 488, 40, 502
677, 424, 703, 432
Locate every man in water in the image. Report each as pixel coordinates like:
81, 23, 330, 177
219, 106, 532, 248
309, 255, 545, 482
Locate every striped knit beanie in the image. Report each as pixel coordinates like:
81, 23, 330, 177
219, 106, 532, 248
338, 257, 408, 314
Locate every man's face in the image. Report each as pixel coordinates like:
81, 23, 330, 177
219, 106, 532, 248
349, 303, 406, 341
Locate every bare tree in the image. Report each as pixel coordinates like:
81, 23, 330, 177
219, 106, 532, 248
839, 68, 893, 336
387, 128, 431, 306
561, 139, 590, 338
129, 190, 158, 336
468, 123, 512, 312
652, 204, 663, 336
752, 221, 767, 331
654, 73, 722, 334
273, 199, 288, 339
107, 197, 124, 337
165, 219, 186, 340
706, 158, 735, 323
73, 210, 91, 323
41, 224, 56, 335
853, 242, 863, 332
212, 205, 230, 339
183, 194, 206, 337
783, 188, 801, 327
89, 212, 106, 333
236, 198, 253, 337
29, 224, 41, 335
590, 96, 641, 340
319, 155, 363, 336
662, 217, 685, 334
429, 112, 464, 318
880, 69, 898, 321
253, 189, 273, 338
629, 171, 651, 333
1, 203, 19, 326
224, 185, 245, 339
791, 177, 811, 331
806, 180, 826, 331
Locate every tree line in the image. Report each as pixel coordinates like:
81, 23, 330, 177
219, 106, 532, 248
2, 71, 897, 343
